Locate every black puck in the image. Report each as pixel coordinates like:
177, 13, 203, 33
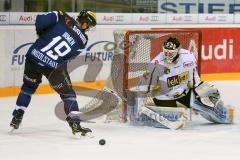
99, 139, 106, 145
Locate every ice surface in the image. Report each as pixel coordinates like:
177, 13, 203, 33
0, 81, 239, 160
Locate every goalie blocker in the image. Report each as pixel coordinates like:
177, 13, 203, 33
127, 82, 234, 129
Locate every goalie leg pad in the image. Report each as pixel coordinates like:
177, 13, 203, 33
139, 106, 186, 129
191, 92, 234, 124
145, 106, 186, 121
129, 105, 186, 129
127, 91, 186, 129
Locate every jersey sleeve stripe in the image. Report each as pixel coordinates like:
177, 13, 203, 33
52, 11, 59, 23
79, 33, 87, 45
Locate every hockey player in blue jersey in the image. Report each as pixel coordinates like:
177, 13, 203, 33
10, 10, 97, 136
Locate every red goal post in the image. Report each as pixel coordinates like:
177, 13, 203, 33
109, 29, 202, 122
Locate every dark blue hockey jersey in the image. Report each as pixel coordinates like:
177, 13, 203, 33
26, 11, 88, 69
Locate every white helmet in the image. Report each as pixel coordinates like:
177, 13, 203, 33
163, 37, 180, 63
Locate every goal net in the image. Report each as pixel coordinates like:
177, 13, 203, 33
106, 29, 202, 122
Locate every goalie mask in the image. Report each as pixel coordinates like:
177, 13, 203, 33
163, 37, 180, 63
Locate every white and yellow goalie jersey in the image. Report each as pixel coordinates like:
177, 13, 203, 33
138, 48, 201, 100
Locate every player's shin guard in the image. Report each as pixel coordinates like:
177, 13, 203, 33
190, 92, 234, 124
10, 83, 38, 129
63, 98, 79, 115
16, 83, 37, 109
61, 92, 79, 115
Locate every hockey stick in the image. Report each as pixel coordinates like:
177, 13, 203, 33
55, 87, 120, 121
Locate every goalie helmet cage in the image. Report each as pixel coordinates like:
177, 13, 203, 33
111, 29, 202, 122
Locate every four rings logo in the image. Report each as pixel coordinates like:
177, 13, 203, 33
150, 16, 159, 22
0, 15, 7, 22
115, 15, 124, 22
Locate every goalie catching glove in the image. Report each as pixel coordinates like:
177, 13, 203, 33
194, 82, 220, 107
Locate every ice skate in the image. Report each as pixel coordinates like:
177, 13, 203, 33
10, 109, 25, 129
66, 116, 92, 136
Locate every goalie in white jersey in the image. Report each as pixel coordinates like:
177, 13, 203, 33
132, 37, 234, 129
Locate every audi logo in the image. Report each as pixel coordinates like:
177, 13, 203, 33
0, 15, 7, 22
